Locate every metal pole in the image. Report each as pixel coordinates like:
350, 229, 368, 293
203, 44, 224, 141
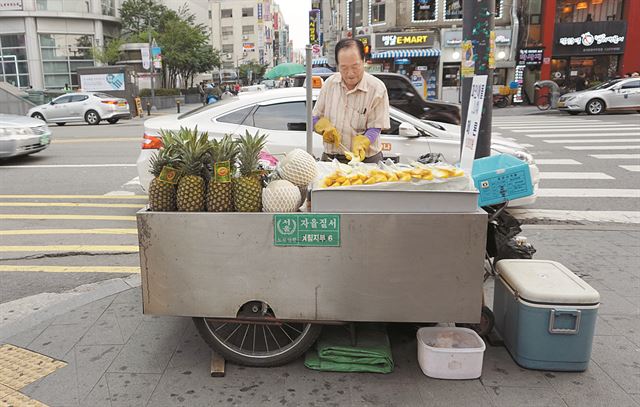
460, 0, 494, 159
147, 12, 155, 111
305, 44, 313, 155
351, 0, 356, 39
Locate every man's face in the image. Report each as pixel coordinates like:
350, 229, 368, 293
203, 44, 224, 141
338, 46, 364, 89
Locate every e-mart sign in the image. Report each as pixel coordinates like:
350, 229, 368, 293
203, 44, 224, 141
375, 32, 435, 49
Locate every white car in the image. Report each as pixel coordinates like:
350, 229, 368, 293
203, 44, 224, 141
0, 113, 52, 158
137, 88, 538, 206
28, 92, 132, 126
558, 78, 640, 115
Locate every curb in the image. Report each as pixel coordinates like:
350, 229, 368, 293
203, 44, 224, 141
0, 274, 141, 342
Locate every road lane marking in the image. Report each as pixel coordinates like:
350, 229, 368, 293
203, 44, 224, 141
510, 209, 640, 224
53, 137, 140, 143
0, 164, 137, 169
539, 172, 614, 180
566, 145, 640, 150
538, 188, 640, 198
590, 154, 640, 159
0, 245, 139, 252
0, 214, 136, 221
515, 127, 640, 133
620, 165, 640, 172
544, 138, 640, 144
527, 133, 640, 138
0, 194, 147, 200
498, 124, 638, 129
535, 159, 582, 165
0, 202, 144, 208
0, 265, 140, 273
0, 228, 138, 236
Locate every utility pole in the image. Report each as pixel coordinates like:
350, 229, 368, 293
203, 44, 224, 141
460, 0, 494, 159
147, 11, 156, 111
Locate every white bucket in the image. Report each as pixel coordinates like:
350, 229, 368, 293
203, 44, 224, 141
416, 327, 486, 380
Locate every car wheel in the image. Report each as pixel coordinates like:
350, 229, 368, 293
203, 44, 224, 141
586, 99, 605, 115
56, 122, 66, 126
107, 118, 120, 124
85, 110, 101, 125
32, 113, 45, 121
567, 111, 580, 116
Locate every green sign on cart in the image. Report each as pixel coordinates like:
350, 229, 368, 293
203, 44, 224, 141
273, 214, 340, 247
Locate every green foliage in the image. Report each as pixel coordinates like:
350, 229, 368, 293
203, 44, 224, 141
139, 88, 181, 96
92, 38, 125, 65
119, 0, 167, 36
239, 61, 269, 83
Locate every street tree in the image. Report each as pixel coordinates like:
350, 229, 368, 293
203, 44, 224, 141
92, 38, 125, 65
119, 0, 167, 36
239, 61, 269, 84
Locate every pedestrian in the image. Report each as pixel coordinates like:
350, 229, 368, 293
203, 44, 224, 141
312, 38, 390, 164
63, 83, 71, 93
575, 72, 587, 91
197, 81, 206, 105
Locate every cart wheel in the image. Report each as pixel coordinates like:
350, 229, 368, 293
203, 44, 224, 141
456, 306, 495, 337
193, 302, 322, 367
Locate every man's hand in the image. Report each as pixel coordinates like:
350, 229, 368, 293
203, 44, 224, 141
351, 135, 370, 161
314, 117, 341, 147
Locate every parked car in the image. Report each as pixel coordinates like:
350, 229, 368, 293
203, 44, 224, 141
292, 72, 461, 125
28, 92, 132, 125
557, 78, 640, 115
0, 113, 52, 158
137, 88, 538, 206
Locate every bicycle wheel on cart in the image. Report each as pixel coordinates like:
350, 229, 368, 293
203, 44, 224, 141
536, 95, 551, 111
193, 301, 322, 367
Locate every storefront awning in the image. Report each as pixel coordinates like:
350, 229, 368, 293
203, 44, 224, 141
371, 49, 441, 59
312, 58, 328, 65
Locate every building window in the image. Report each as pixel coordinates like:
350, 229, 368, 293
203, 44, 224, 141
101, 0, 115, 16
242, 7, 254, 17
347, 0, 363, 29
412, 0, 437, 22
208, 10, 212, 19
39, 34, 94, 89
221, 9, 232, 18
370, 0, 385, 24
556, 0, 623, 23
0, 34, 29, 88
242, 25, 255, 35
37, 0, 91, 13
222, 44, 234, 54
222, 26, 233, 40
444, 0, 503, 20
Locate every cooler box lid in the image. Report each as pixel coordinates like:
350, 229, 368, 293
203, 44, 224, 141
496, 259, 600, 305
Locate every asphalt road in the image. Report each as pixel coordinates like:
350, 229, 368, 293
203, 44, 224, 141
0, 109, 638, 305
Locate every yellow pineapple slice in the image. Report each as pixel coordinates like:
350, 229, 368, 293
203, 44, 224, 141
342, 179, 351, 186
364, 177, 377, 185
352, 179, 363, 185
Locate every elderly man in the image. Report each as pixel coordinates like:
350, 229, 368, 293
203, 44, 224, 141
312, 38, 390, 163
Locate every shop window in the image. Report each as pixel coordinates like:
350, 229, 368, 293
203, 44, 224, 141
413, 0, 436, 22
370, 0, 386, 24
221, 9, 232, 18
243, 25, 255, 35
251, 102, 307, 130
347, 0, 363, 29
0, 34, 29, 89
493, 68, 508, 86
40, 34, 94, 90
442, 65, 461, 87
556, 0, 623, 23
242, 7, 254, 17
443, 0, 503, 20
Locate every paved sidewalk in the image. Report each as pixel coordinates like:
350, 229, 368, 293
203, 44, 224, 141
1, 225, 639, 407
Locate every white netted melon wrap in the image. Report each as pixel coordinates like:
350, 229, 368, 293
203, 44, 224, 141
262, 180, 302, 212
277, 149, 318, 187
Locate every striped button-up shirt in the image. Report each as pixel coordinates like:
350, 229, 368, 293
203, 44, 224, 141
313, 72, 390, 156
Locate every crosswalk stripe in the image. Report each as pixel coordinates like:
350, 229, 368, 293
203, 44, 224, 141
0, 202, 144, 208
493, 120, 602, 123
0, 214, 136, 221
0, 195, 147, 200
514, 127, 639, 133
0, 266, 141, 273
527, 133, 640, 138
620, 165, 640, 172
0, 245, 139, 252
510, 209, 640, 224
590, 154, 640, 159
0, 164, 137, 169
0, 228, 138, 236
544, 138, 639, 144
566, 145, 640, 151
538, 188, 640, 198
539, 172, 614, 180
498, 125, 637, 130
535, 159, 582, 165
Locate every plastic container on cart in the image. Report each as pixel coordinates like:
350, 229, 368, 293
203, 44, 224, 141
493, 259, 600, 372
416, 327, 486, 379
472, 154, 533, 207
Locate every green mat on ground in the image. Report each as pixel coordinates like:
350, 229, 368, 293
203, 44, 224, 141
304, 324, 394, 374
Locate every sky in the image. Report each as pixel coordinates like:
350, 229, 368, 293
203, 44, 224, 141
274, 0, 311, 50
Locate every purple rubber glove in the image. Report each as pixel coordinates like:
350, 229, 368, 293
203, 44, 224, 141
363, 128, 381, 144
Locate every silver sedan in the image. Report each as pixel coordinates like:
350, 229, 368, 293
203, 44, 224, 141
558, 78, 640, 115
28, 92, 132, 126
0, 114, 52, 158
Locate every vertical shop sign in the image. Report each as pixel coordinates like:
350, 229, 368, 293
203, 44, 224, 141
257, 1, 263, 23
151, 46, 162, 69
489, 31, 496, 69
461, 40, 475, 77
512, 64, 525, 104
309, 9, 320, 45
460, 75, 488, 174
273, 12, 279, 30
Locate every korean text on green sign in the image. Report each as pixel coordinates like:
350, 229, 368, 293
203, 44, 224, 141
274, 214, 340, 247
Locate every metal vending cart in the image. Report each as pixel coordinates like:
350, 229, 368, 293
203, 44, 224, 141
136, 49, 488, 368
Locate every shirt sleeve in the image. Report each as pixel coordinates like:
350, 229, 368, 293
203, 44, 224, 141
366, 86, 391, 130
312, 82, 328, 118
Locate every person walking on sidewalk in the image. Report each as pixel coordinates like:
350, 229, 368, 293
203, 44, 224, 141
312, 38, 390, 164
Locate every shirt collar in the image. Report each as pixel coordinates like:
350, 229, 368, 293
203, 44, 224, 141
339, 72, 369, 94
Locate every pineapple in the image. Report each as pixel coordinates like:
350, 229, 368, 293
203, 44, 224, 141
147, 131, 181, 212
175, 128, 211, 212
233, 131, 268, 212
207, 134, 238, 212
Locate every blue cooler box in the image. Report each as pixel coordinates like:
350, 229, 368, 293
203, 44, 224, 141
493, 260, 600, 371
472, 154, 533, 207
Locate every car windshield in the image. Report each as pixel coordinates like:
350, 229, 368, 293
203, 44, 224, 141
178, 97, 239, 119
589, 79, 622, 90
